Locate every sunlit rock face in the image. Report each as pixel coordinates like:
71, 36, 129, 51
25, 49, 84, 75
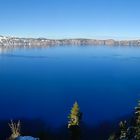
16, 136, 39, 140
0, 35, 140, 47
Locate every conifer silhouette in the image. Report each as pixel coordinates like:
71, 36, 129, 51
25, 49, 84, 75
134, 101, 140, 139
68, 101, 82, 140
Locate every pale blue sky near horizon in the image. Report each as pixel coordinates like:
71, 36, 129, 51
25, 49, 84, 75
0, 0, 140, 39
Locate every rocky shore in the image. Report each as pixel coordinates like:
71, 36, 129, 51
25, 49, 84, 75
0, 35, 140, 47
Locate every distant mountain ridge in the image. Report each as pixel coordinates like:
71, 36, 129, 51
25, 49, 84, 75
0, 35, 140, 47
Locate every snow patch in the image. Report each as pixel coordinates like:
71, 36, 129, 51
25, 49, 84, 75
16, 136, 39, 140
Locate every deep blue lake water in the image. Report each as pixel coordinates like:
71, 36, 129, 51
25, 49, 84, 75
0, 45, 140, 128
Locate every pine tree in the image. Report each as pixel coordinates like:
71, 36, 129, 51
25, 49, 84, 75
134, 101, 140, 140
108, 121, 128, 140
108, 101, 140, 140
119, 121, 128, 140
68, 101, 82, 140
68, 101, 82, 128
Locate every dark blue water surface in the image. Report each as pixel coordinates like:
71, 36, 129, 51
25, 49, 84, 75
0, 45, 140, 128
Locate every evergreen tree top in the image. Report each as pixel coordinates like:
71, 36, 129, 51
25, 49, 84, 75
68, 101, 82, 128
70, 102, 80, 115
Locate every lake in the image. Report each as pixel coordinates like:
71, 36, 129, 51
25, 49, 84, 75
0, 45, 140, 128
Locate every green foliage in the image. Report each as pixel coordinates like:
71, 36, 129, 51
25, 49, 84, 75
68, 101, 82, 128
108, 100, 140, 140
108, 133, 116, 140
135, 101, 140, 139
119, 121, 128, 139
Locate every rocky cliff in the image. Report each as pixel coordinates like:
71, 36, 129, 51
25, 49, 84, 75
0, 35, 140, 47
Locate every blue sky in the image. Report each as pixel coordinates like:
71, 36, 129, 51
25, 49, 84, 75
0, 0, 140, 39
